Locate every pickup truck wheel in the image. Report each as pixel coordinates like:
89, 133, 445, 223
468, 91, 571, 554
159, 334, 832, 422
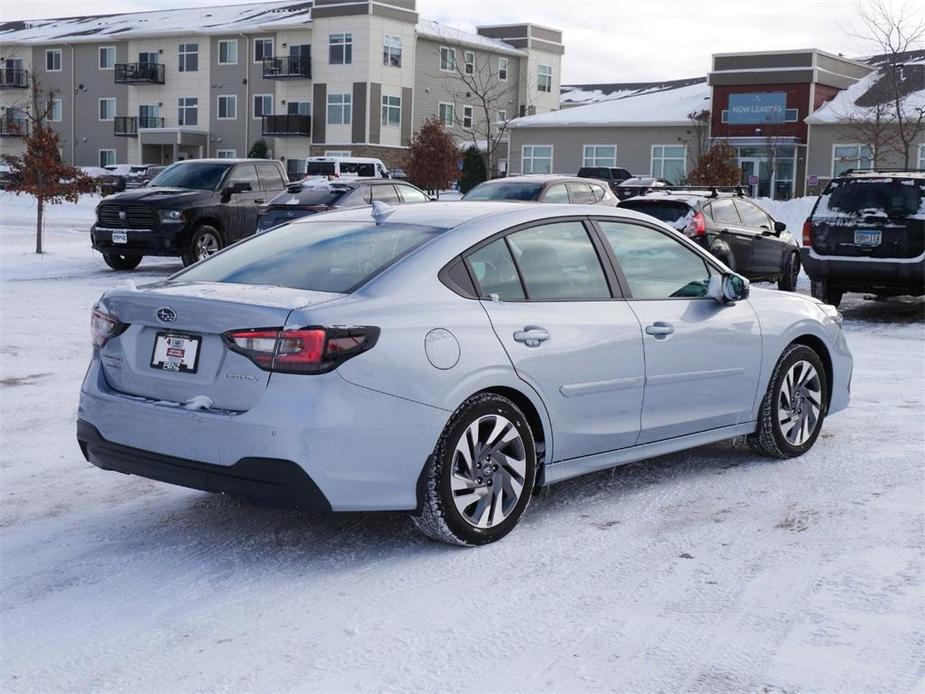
181, 225, 223, 267
102, 253, 142, 271
810, 279, 843, 307
777, 252, 800, 292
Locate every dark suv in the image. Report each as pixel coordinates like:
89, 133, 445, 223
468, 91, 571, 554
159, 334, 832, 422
802, 170, 924, 307
576, 166, 633, 191
620, 188, 801, 290
91, 159, 288, 270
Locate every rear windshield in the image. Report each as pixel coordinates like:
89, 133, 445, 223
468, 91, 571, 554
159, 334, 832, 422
817, 178, 924, 218
464, 181, 545, 201
306, 161, 336, 176
149, 163, 231, 191
177, 221, 443, 292
620, 200, 693, 228
270, 186, 351, 206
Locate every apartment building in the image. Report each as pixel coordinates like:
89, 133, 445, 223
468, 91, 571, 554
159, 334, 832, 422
0, 0, 564, 177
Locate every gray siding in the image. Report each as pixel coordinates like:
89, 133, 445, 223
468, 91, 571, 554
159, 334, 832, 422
367, 82, 380, 144
714, 52, 814, 71
312, 83, 327, 143
210, 35, 248, 156
806, 123, 922, 180
75, 42, 128, 166
355, 81, 369, 144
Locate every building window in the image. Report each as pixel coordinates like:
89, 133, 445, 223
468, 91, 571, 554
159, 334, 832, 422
497, 109, 507, 123
583, 145, 617, 168
651, 145, 686, 184
178, 43, 198, 72
46, 49, 62, 72
98, 98, 116, 121
327, 93, 352, 125
99, 47, 115, 70
832, 144, 874, 177
253, 94, 272, 118
254, 38, 273, 62
215, 149, 237, 159
217, 95, 237, 120
50, 98, 63, 122
919, 143, 925, 170
498, 57, 508, 81
178, 97, 198, 126
522, 145, 552, 174
462, 105, 473, 128
440, 46, 456, 72
381, 95, 401, 127
139, 52, 158, 65
537, 64, 552, 93
99, 149, 116, 167
218, 39, 238, 65
288, 101, 311, 115
324, 150, 351, 157
329, 33, 352, 65
464, 50, 475, 75
438, 102, 455, 127
383, 34, 402, 67
139, 104, 160, 127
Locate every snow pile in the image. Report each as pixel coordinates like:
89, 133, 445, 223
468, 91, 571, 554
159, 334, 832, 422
755, 196, 817, 240
560, 78, 707, 107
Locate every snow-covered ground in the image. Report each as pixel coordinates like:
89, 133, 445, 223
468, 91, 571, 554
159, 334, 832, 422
1, 194, 923, 693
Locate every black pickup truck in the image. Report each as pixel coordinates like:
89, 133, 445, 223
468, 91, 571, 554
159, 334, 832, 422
576, 166, 633, 192
91, 159, 288, 270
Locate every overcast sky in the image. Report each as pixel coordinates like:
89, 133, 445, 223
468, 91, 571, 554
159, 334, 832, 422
1, 0, 872, 83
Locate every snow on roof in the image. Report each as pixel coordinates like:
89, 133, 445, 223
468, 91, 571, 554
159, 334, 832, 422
0, 2, 313, 43
560, 77, 706, 106
512, 80, 711, 128
415, 19, 526, 57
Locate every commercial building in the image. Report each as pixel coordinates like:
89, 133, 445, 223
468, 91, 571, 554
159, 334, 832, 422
0, 0, 563, 177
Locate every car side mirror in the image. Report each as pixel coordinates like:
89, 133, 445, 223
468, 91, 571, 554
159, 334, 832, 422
708, 272, 750, 304
221, 181, 251, 202
774, 220, 786, 233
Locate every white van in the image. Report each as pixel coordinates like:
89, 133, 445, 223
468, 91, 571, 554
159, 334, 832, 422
304, 156, 390, 180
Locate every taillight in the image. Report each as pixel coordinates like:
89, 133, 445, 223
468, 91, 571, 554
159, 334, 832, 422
91, 307, 127, 348
802, 218, 813, 246
224, 326, 379, 374
685, 211, 706, 237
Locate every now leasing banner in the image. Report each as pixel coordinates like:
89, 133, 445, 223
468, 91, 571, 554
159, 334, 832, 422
727, 92, 787, 125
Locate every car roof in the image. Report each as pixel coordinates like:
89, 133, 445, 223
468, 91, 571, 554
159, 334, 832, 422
836, 170, 925, 181
479, 175, 606, 185
170, 158, 271, 165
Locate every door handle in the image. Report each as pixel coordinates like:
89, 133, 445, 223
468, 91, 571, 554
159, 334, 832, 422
254, 199, 264, 204
513, 326, 550, 347
645, 322, 674, 339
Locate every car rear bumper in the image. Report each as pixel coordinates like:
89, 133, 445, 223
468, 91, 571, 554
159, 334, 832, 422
77, 359, 448, 512
801, 248, 925, 291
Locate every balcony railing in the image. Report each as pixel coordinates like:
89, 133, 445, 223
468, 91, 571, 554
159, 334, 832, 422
262, 114, 311, 136
114, 63, 165, 85
114, 116, 166, 136
0, 118, 28, 137
262, 56, 311, 79
0, 68, 29, 89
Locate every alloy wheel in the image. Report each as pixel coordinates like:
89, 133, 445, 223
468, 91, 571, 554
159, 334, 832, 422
450, 414, 527, 529
777, 360, 822, 446
196, 232, 220, 260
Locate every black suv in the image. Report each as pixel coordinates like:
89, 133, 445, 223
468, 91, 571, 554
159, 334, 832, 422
802, 170, 924, 307
91, 159, 288, 270
576, 166, 633, 192
620, 187, 801, 290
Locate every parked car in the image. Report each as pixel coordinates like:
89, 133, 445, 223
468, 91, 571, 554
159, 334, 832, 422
124, 164, 165, 188
78, 201, 851, 546
303, 156, 390, 180
619, 188, 801, 290
257, 179, 431, 231
576, 166, 633, 191
90, 158, 289, 270
0, 164, 19, 190
79, 167, 122, 196
388, 168, 409, 180
614, 176, 671, 200
102, 164, 152, 194
463, 175, 618, 205
802, 169, 924, 307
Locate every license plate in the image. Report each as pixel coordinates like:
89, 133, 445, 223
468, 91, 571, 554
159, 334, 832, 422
112, 230, 128, 244
151, 332, 201, 373
854, 229, 881, 246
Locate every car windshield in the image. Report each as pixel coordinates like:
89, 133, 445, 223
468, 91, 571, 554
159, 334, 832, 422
270, 185, 351, 206
306, 161, 336, 176
177, 221, 444, 292
149, 163, 231, 191
819, 178, 924, 217
620, 200, 693, 229
464, 181, 545, 201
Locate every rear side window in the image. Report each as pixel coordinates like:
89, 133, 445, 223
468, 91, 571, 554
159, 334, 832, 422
543, 183, 569, 203
306, 161, 336, 176
506, 222, 611, 301
397, 185, 430, 203
817, 178, 923, 217
370, 184, 400, 203
709, 198, 740, 225
621, 200, 694, 229
464, 181, 544, 201
590, 184, 607, 202
257, 163, 286, 191
340, 162, 376, 177
734, 199, 771, 228
567, 182, 596, 204
466, 238, 525, 300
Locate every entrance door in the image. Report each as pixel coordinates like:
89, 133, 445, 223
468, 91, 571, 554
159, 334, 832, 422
740, 157, 761, 197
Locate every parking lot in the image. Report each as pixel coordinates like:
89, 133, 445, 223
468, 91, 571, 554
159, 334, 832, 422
1, 193, 923, 692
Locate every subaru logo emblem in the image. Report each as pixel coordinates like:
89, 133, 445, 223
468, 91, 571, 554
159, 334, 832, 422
156, 307, 177, 323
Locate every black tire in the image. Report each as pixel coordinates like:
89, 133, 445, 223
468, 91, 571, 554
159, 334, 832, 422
181, 225, 223, 267
747, 344, 828, 459
102, 253, 142, 271
810, 278, 843, 307
777, 252, 800, 292
413, 393, 537, 546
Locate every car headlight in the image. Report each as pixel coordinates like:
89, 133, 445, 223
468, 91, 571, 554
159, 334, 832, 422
158, 209, 184, 223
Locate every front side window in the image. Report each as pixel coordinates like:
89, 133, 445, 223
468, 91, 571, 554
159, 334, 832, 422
327, 93, 352, 125
583, 145, 616, 168
99, 47, 115, 70
99, 149, 116, 167
397, 185, 429, 203
178, 43, 199, 72
537, 64, 552, 93
256, 162, 285, 191
464, 50, 475, 75
383, 34, 402, 67
832, 144, 874, 177
381, 95, 401, 127
498, 57, 508, 80
734, 199, 772, 229
651, 145, 686, 184
466, 237, 525, 301
522, 145, 552, 174
46, 49, 62, 72
226, 163, 259, 191
253, 94, 272, 118
599, 220, 712, 300
218, 39, 238, 65
254, 38, 274, 62
98, 98, 116, 121
329, 33, 352, 65
438, 102, 454, 127
178, 97, 198, 126
440, 46, 456, 72
217, 95, 237, 119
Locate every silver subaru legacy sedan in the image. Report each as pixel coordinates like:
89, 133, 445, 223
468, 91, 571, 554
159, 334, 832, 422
78, 202, 852, 546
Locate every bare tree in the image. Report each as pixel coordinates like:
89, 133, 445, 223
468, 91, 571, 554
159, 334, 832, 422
680, 109, 711, 174
840, 101, 899, 167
